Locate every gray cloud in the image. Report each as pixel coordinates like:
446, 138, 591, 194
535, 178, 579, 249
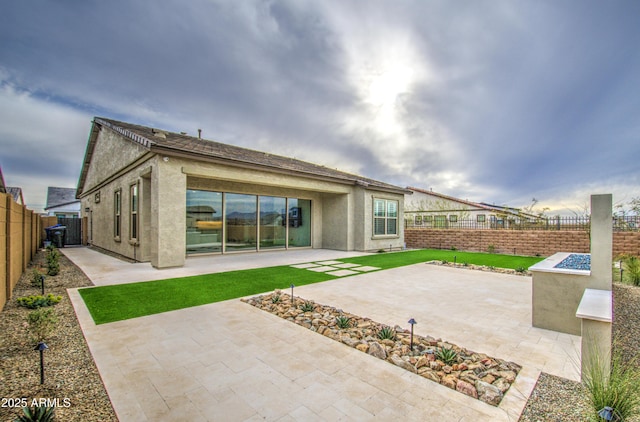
0, 0, 638, 214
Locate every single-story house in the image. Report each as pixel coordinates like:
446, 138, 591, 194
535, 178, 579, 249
76, 117, 410, 268
45, 187, 81, 218
404, 187, 542, 228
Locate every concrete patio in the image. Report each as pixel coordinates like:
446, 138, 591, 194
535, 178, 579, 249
64, 247, 580, 421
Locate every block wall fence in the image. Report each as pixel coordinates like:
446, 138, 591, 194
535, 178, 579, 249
405, 228, 640, 258
1, 193, 43, 310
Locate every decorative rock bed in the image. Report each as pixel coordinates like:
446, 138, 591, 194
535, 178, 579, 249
242, 291, 522, 406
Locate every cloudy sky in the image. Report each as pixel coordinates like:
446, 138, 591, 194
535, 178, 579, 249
1, 0, 638, 215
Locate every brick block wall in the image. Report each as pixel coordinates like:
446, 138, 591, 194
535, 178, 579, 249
405, 228, 640, 257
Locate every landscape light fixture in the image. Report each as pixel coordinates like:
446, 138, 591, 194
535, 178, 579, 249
408, 318, 417, 351
34, 342, 49, 384
290, 284, 295, 305
598, 406, 618, 421
39, 274, 45, 295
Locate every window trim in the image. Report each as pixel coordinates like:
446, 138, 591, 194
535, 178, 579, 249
114, 189, 121, 241
130, 183, 139, 242
373, 198, 399, 237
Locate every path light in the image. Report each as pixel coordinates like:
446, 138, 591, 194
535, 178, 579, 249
598, 406, 619, 421
34, 342, 49, 384
620, 260, 624, 282
454, 256, 457, 265
290, 284, 295, 306
40, 274, 45, 295
408, 318, 417, 351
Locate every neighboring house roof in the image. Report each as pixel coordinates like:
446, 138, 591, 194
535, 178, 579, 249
406, 186, 543, 220
78, 117, 410, 196
406, 187, 499, 213
6, 187, 24, 205
45, 187, 80, 211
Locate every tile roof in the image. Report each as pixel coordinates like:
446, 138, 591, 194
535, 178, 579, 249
89, 117, 409, 194
45, 187, 79, 210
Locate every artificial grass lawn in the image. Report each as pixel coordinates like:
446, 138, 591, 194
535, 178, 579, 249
80, 249, 543, 324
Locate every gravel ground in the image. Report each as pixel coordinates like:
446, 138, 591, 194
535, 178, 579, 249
0, 250, 117, 422
519, 283, 640, 422
1, 250, 638, 421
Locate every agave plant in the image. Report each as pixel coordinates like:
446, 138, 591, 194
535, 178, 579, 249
15, 405, 55, 422
299, 300, 315, 312
335, 315, 352, 329
271, 293, 282, 304
435, 346, 459, 366
377, 325, 396, 341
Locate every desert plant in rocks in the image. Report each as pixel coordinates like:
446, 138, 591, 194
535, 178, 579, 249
17, 294, 62, 309
14, 405, 55, 422
436, 345, 459, 366
583, 343, 640, 421
377, 325, 396, 341
299, 300, 315, 312
45, 245, 60, 276
624, 256, 640, 286
30, 269, 45, 288
335, 315, 352, 329
25, 308, 58, 345
271, 293, 282, 303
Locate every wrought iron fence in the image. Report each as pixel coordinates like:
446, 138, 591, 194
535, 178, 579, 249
404, 216, 639, 231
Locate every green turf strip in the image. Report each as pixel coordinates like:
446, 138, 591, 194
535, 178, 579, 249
79, 249, 543, 324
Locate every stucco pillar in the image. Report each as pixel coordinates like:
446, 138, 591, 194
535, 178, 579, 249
590, 194, 612, 290
151, 160, 186, 268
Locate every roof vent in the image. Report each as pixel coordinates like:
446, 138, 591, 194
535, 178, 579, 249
152, 129, 166, 139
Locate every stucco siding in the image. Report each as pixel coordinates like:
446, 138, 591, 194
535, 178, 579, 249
82, 127, 149, 194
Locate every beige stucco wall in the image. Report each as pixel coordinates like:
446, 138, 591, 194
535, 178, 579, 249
364, 190, 406, 252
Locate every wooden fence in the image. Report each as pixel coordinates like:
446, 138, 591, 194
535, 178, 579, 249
1, 193, 42, 310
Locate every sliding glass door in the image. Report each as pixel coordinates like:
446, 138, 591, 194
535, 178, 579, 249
225, 193, 257, 251
186, 190, 311, 254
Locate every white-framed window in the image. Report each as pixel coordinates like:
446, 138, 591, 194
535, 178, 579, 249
477, 214, 486, 223
449, 215, 458, 223
114, 189, 121, 239
373, 198, 398, 236
130, 183, 138, 240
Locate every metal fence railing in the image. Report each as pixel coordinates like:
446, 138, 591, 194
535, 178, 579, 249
404, 216, 639, 231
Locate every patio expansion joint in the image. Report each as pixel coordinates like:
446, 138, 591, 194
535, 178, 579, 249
290, 260, 381, 277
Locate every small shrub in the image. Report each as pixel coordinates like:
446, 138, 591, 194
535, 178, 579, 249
487, 244, 496, 253
515, 266, 526, 273
450, 246, 457, 251
299, 301, 315, 312
441, 260, 448, 265
583, 343, 640, 421
624, 256, 640, 286
26, 308, 58, 345
488, 266, 496, 271
17, 294, 62, 309
377, 326, 396, 341
31, 269, 45, 288
45, 246, 60, 276
335, 315, 352, 329
462, 262, 469, 267
271, 293, 282, 304
435, 346, 459, 365
15, 405, 55, 422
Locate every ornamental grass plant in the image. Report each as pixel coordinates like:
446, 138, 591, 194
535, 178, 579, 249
582, 340, 640, 421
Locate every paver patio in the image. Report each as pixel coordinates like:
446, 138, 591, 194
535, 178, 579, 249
64, 248, 580, 421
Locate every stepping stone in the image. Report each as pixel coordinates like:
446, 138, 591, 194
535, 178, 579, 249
315, 260, 343, 265
332, 263, 362, 269
355, 266, 380, 272
326, 269, 360, 277
306, 266, 337, 272
290, 263, 321, 269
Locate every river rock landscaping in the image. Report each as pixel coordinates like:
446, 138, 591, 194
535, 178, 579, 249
242, 291, 522, 406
